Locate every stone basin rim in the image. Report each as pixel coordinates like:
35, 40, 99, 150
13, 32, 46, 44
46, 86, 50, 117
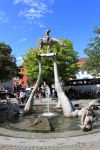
0, 126, 100, 139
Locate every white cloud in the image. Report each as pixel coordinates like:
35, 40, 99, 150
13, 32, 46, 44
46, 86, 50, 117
16, 56, 23, 65
14, 0, 34, 5
13, 0, 22, 4
19, 38, 27, 42
13, 0, 54, 26
19, 8, 43, 20
0, 10, 9, 23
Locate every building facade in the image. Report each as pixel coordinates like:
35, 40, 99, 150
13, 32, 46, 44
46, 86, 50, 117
13, 66, 28, 91
76, 58, 93, 79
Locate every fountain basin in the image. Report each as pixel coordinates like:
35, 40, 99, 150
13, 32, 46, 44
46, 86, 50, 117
0, 105, 100, 137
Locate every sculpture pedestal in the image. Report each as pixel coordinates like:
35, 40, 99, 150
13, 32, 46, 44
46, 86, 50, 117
38, 52, 57, 57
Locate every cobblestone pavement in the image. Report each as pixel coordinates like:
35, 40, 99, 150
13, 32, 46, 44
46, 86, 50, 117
0, 132, 100, 150
0, 145, 64, 150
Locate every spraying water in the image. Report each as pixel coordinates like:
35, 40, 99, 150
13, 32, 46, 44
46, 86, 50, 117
41, 83, 57, 117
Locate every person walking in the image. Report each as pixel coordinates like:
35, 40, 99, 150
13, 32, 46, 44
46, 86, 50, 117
19, 90, 26, 104
6, 94, 10, 102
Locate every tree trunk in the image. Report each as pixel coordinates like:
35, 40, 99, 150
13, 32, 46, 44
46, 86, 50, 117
24, 55, 42, 114
53, 54, 78, 117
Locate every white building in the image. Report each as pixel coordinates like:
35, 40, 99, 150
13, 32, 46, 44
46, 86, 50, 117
76, 58, 93, 79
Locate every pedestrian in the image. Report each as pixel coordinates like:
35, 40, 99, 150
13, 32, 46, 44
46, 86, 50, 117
19, 90, 26, 104
6, 94, 10, 102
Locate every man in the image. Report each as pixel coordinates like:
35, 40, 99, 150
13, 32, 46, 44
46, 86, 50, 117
6, 94, 10, 102
44, 28, 51, 42
19, 90, 26, 104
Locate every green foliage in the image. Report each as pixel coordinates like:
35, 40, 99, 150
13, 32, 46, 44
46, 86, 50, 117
84, 27, 100, 77
0, 42, 17, 80
23, 39, 79, 85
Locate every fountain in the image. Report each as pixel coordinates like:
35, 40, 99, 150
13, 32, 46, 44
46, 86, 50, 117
0, 28, 100, 136
41, 96, 57, 117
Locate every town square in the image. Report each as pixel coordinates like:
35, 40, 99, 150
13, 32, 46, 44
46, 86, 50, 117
0, 0, 100, 149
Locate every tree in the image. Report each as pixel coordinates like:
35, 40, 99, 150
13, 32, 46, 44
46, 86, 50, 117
0, 42, 17, 80
84, 27, 100, 77
23, 39, 79, 86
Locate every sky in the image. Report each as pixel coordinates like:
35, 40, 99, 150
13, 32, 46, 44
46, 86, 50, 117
0, 0, 100, 65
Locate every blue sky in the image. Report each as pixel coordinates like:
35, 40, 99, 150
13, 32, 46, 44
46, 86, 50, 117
0, 0, 100, 65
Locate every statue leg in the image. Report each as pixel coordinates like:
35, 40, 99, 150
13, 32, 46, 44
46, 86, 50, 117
47, 45, 51, 53
24, 56, 42, 114
39, 45, 43, 52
